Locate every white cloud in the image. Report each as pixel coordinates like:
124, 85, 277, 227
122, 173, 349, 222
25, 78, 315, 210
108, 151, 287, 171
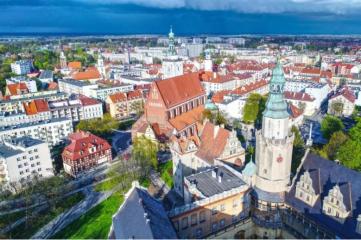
74, 0, 361, 14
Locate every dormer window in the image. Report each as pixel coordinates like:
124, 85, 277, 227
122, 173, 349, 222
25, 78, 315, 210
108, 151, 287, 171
295, 170, 319, 207
322, 184, 351, 221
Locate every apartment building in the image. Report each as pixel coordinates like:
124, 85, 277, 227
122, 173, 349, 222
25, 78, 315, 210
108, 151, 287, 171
10, 60, 33, 75
106, 89, 144, 119
0, 137, 54, 191
62, 131, 112, 177
0, 118, 73, 149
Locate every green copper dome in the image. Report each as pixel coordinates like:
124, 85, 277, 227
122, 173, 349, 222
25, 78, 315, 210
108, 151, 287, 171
263, 61, 289, 119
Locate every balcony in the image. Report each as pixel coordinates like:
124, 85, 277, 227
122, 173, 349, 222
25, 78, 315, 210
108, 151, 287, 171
252, 215, 283, 229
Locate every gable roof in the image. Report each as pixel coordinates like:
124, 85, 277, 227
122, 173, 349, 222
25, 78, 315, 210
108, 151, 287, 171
330, 86, 356, 103
68, 61, 82, 69
23, 99, 49, 115
195, 122, 230, 164
111, 186, 177, 239
154, 72, 205, 108
286, 153, 361, 239
168, 105, 204, 131
62, 131, 111, 161
72, 67, 101, 80
6, 83, 28, 96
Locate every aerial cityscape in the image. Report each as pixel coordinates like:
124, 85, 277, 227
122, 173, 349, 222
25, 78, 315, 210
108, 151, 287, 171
1, 0, 361, 239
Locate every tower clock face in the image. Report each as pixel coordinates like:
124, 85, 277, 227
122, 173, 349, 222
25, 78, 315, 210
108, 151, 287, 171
277, 155, 283, 163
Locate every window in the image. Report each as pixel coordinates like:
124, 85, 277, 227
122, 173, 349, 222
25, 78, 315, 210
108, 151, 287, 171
199, 211, 206, 223
220, 219, 225, 228
191, 214, 197, 226
212, 222, 218, 232
328, 207, 331, 213
233, 199, 238, 208
174, 221, 179, 231
18, 164, 23, 168
17, 157, 21, 161
336, 212, 339, 218
306, 196, 310, 202
220, 204, 225, 211
211, 207, 217, 215
195, 228, 203, 238
31, 164, 35, 167
181, 217, 188, 229
36, 162, 40, 166
23, 156, 26, 159
38, 168, 42, 172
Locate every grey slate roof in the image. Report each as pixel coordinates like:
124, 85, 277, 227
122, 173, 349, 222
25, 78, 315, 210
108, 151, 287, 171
286, 152, 361, 239
186, 166, 246, 197
39, 70, 53, 79
11, 136, 44, 148
0, 145, 22, 158
252, 186, 285, 203
111, 187, 177, 239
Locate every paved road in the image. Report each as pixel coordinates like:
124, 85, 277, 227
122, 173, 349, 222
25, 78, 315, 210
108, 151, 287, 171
31, 187, 113, 239
111, 130, 132, 155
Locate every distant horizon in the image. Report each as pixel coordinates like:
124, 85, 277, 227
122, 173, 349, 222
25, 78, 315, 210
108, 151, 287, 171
3, 2, 361, 36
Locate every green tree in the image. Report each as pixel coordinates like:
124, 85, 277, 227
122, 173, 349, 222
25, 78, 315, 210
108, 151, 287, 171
76, 113, 119, 141
320, 115, 344, 140
132, 136, 158, 175
243, 93, 267, 124
322, 131, 348, 160
337, 119, 361, 170
291, 126, 305, 173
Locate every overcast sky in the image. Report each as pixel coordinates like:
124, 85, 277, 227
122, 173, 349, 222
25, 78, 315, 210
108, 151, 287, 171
2, 0, 361, 34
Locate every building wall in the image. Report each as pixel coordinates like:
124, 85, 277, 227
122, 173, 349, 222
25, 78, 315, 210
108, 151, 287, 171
170, 192, 249, 239
1, 141, 53, 188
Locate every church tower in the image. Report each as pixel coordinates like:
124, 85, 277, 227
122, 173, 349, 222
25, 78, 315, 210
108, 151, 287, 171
60, 51, 67, 69
255, 60, 294, 193
161, 27, 183, 79
252, 60, 294, 238
97, 54, 106, 78
204, 49, 213, 72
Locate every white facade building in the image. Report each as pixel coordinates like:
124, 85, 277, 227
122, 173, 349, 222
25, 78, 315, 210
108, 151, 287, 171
58, 79, 98, 96
0, 118, 73, 149
7, 76, 37, 93
0, 137, 54, 190
11, 60, 33, 75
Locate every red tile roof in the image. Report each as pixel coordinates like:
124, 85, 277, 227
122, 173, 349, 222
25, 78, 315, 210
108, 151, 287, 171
289, 103, 303, 119
284, 91, 315, 102
155, 72, 205, 108
168, 105, 204, 131
47, 82, 58, 90
195, 122, 230, 164
23, 99, 49, 115
68, 61, 82, 69
6, 83, 29, 96
72, 67, 101, 80
108, 90, 143, 104
62, 131, 111, 161
79, 95, 101, 106
330, 86, 356, 103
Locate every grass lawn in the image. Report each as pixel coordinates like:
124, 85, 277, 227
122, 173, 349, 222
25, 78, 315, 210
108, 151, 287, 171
94, 173, 134, 192
52, 192, 124, 239
5, 192, 85, 239
158, 161, 173, 188
139, 176, 150, 188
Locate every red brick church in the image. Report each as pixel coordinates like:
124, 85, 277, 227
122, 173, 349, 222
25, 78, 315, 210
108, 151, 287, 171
132, 72, 207, 142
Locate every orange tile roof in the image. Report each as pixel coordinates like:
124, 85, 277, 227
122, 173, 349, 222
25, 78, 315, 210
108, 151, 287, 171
68, 61, 82, 69
169, 105, 204, 131
72, 68, 101, 80
6, 83, 29, 96
108, 90, 143, 104
47, 82, 58, 90
195, 122, 230, 164
289, 103, 303, 119
23, 99, 49, 115
155, 72, 205, 108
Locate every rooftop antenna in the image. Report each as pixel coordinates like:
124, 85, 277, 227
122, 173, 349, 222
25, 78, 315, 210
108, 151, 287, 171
306, 122, 313, 147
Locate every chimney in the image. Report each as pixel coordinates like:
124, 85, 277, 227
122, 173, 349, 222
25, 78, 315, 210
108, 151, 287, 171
212, 168, 217, 178
214, 125, 220, 139
218, 172, 223, 183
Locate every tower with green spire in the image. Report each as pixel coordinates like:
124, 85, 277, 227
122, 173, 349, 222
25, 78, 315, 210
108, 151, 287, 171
167, 26, 177, 56
254, 59, 295, 193
162, 26, 183, 79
